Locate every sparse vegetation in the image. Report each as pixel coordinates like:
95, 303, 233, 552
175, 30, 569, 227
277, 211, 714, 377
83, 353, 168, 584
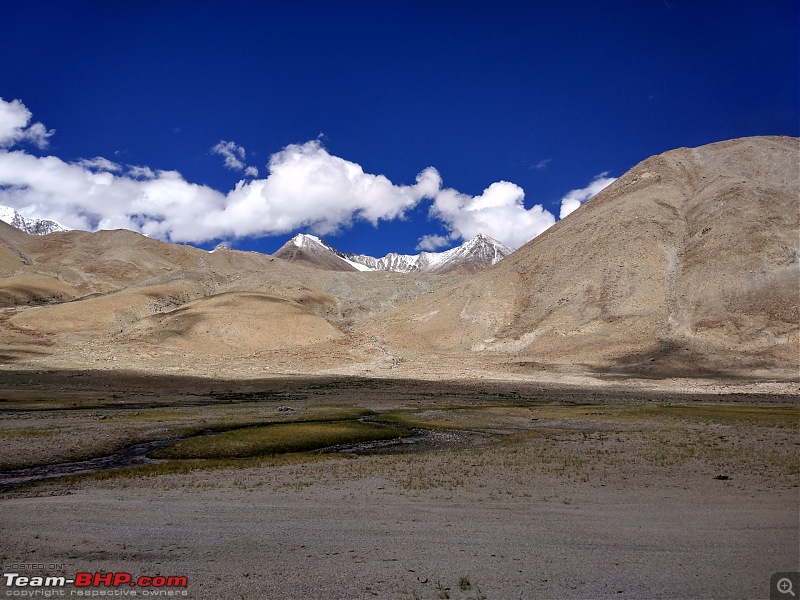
57, 452, 339, 486
152, 420, 410, 460
2, 385, 797, 492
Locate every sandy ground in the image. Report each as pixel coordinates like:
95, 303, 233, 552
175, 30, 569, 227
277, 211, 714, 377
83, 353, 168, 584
1, 373, 798, 600
2, 474, 797, 600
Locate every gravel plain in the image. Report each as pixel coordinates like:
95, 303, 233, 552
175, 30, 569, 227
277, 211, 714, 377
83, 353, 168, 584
1, 373, 797, 600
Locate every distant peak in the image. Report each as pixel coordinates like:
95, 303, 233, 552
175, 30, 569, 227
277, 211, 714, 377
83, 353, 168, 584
275, 231, 516, 273
209, 242, 231, 253
0, 204, 70, 235
292, 233, 325, 248
463, 233, 515, 251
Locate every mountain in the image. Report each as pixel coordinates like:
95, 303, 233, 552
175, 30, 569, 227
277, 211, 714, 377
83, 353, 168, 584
372, 136, 799, 377
0, 136, 796, 381
0, 219, 452, 367
272, 234, 370, 272
273, 233, 515, 274
0, 205, 69, 235
346, 234, 515, 274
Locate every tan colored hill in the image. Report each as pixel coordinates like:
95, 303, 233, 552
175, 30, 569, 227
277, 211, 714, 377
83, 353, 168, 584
0, 220, 455, 371
0, 136, 796, 381
272, 234, 360, 272
372, 136, 799, 378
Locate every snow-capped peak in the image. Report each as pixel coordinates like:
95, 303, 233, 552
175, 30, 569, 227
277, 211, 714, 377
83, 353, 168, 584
292, 233, 326, 248
0, 204, 70, 235
275, 232, 515, 274
209, 242, 231, 253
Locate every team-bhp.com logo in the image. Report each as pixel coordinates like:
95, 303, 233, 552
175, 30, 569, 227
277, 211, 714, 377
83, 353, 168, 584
3, 572, 188, 596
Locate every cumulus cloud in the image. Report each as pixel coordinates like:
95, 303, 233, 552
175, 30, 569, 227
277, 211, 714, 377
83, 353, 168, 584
0, 149, 226, 239
0, 98, 54, 149
416, 234, 450, 252
213, 141, 442, 238
0, 98, 615, 250
558, 172, 617, 219
0, 100, 442, 243
429, 181, 556, 249
211, 140, 259, 177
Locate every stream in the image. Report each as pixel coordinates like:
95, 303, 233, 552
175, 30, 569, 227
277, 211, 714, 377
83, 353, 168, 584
0, 438, 181, 491
0, 421, 492, 491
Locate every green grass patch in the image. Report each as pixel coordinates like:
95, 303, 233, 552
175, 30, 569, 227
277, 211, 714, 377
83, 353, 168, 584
56, 452, 338, 485
152, 420, 409, 460
302, 405, 375, 421
377, 404, 565, 431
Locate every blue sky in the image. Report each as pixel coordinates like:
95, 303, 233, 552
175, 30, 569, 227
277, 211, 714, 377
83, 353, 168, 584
0, 1, 797, 256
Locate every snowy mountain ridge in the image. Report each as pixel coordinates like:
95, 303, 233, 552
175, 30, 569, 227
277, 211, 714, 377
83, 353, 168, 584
0, 202, 514, 273
0, 205, 69, 235
277, 233, 515, 274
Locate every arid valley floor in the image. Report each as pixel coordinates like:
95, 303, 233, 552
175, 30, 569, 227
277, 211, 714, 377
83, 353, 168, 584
1, 371, 798, 599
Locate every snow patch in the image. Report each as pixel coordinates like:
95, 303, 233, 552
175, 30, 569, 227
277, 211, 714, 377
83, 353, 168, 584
0, 204, 70, 235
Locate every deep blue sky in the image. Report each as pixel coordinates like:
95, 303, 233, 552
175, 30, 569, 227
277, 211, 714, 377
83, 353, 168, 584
1, 1, 797, 256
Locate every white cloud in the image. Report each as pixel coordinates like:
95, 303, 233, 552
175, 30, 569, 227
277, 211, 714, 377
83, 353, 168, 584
558, 172, 617, 219
0, 101, 443, 243
213, 141, 442, 238
0, 149, 226, 239
0, 98, 615, 250
416, 234, 449, 251
532, 158, 551, 170
73, 157, 122, 172
211, 140, 246, 170
211, 140, 258, 177
429, 181, 555, 249
0, 98, 54, 149
127, 165, 156, 179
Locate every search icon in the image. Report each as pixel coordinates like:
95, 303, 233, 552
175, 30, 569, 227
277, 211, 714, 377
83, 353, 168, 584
778, 578, 796, 597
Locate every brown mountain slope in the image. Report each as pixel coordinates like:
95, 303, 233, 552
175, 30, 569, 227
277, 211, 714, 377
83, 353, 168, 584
0, 224, 456, 371
372, 136, 799, 377
272, 235, 359, 272
0, 136, 795, 380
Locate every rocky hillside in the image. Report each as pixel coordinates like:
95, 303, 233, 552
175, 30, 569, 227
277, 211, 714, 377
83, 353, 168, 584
372, 136, 799, 377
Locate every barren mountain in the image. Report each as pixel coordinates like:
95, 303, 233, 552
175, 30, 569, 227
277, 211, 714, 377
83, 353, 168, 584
372, 136, 799, 378
0, 136, 796, 381
0, 221, 456, 372
272, 234, 365, 272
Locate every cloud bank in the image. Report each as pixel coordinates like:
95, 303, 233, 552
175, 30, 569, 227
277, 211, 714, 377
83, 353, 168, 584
0, 98, 614, 249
